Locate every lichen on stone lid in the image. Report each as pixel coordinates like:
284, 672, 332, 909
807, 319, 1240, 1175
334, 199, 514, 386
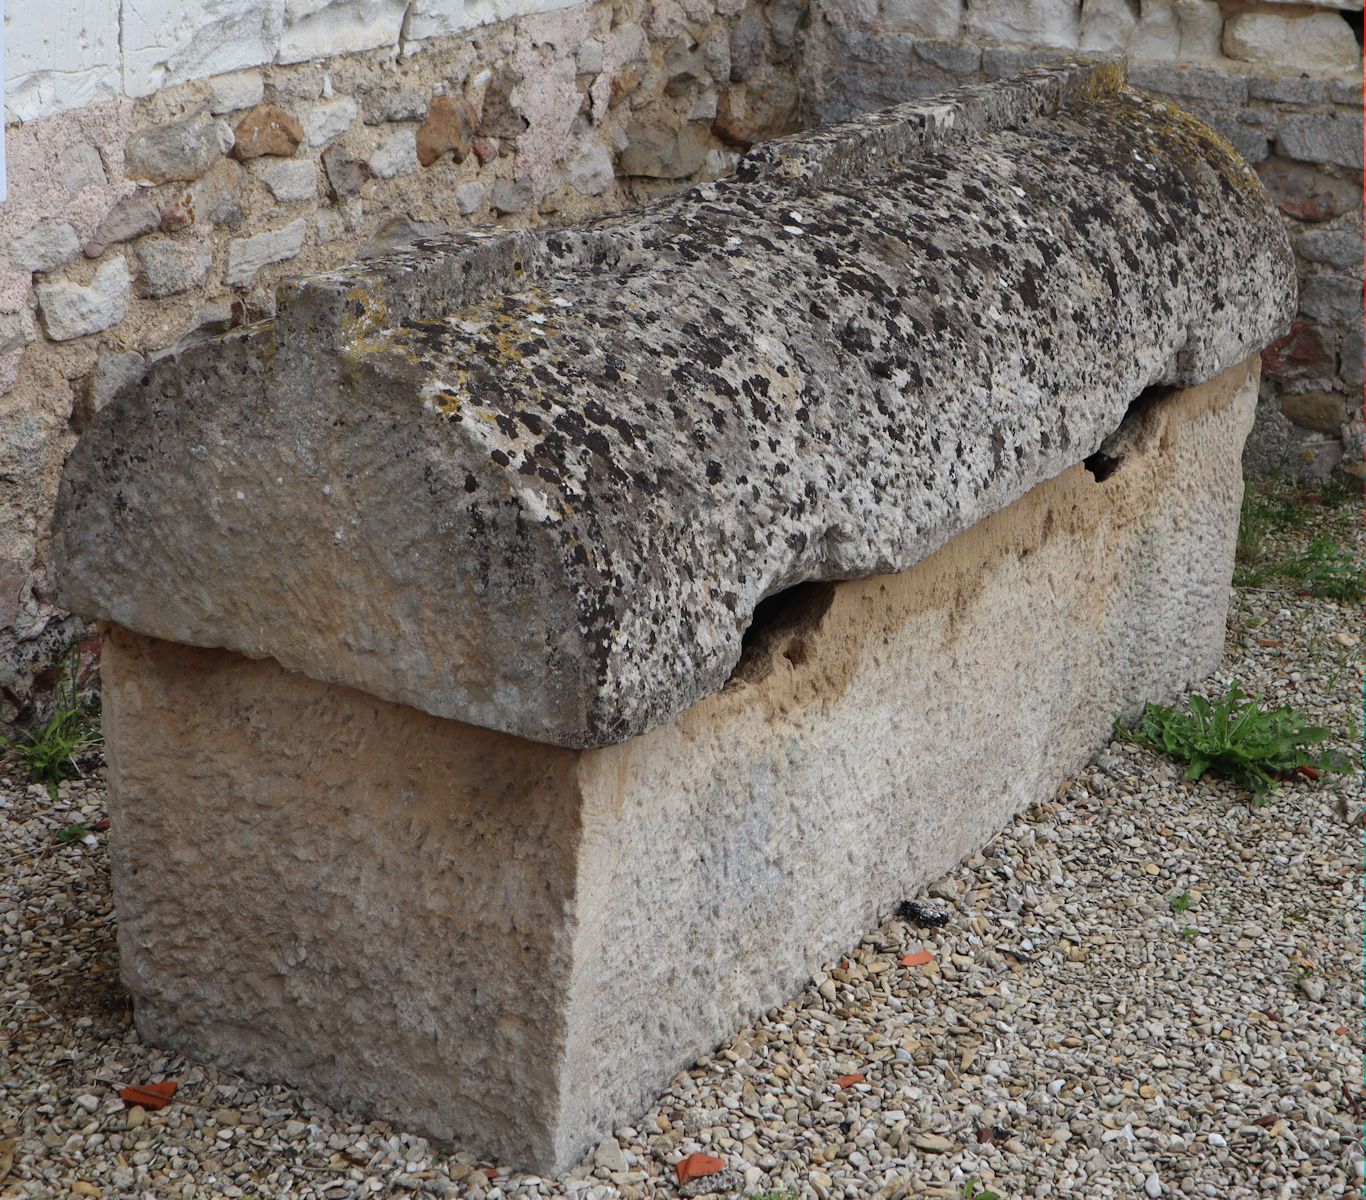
52, 61, 1296, 748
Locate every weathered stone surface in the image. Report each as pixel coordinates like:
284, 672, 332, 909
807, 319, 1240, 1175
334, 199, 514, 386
1261, 321, 1335, 379
1126, 61, 1249, 105
454, 181, 487, 214
712, 70, 801, 147
1173, 0, 1222, 60
223, 219, 307, 286
728, 10, 768, 80
964, 0, 1080, 49
367, 129, 421, 179
489, 178, 535, 214
618, 118, 711, 175
477, 68, 529, 139
97, 356, 1258, 1174
301, 98, 359, 148
361, 217, 451, 258
10, 221, 81, 274
53, 65, 1295, 748
75, 346, 147, 429
914, 39, 984, 75
1299, 274, 1360, 325
60, 143, 109, 194
415, 95, 478, 167
134, 236, 215, 298
35, 258, 131, 341
1294, 228, 1360, 270
83, 194, 162, 259
1281, 389, 1347, 432
882, 0, 961, 38
259, 159, 319, 204
566, 142, 615, 196
321, 143, 372, 198
1223, 13, 1361, 72
126, 112, 228, 183
1256, 156, 1358, 221
1276, 111, 1364, 170
0, 308, 38, 355
207, 69, 265, 115
230, 105, 305, 160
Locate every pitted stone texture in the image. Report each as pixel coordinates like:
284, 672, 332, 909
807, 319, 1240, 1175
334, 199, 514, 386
99, 359, 1257, 1174
53, 64, 1295, 748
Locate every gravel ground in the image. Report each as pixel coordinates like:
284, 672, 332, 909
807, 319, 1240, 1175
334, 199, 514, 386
2, 491, 1360, 1200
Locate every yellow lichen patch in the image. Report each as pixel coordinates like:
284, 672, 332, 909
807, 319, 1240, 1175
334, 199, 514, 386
339, 284, 394, 355
1080, 59, 1127, 101
1107, 90, 1265, 202
398, 290, 562, 422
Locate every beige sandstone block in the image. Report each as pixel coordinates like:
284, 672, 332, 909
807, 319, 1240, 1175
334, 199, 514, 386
1223, 11, 1362, 71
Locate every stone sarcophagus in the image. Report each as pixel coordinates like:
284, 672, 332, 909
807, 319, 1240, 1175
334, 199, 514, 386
51, 63, 1293, 1173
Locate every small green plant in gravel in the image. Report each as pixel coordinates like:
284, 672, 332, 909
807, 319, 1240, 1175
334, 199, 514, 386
753, 1191, 801, 1200
1274, 535, 1363, 603
1181, 927, 1200, 942
1169, 890, 1194, 914
1117, 683, 1350, 803
55, 823, 90, 844
1234, 487, 1304, 583
0, 653, 101, 801
962, 1181, 1002, 1200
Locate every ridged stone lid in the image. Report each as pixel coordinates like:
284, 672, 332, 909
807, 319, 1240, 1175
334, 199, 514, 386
52, 61, 1296, 747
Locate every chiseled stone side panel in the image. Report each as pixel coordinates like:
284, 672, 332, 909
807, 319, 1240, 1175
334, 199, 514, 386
100, 358, 1257, 1174
101, 622, 587, 1172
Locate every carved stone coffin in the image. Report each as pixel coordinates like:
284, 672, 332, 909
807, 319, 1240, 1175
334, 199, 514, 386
52, 63, 1293, 1172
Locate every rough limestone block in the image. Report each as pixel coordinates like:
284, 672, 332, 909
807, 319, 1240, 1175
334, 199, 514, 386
54, 64, 1295, 750
35, 258, 131, 340
99, 357, 1259, 1174
224, 218, 308, 285
881, 0, 963, 39
1223, 12, 1361, 73
963, 0, 1080, 49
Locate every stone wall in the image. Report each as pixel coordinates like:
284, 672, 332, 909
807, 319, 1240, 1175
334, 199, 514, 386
803, 0, 1363, 483
0, 0, 804, 723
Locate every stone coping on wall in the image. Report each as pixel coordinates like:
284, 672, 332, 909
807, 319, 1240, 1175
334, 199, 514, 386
52, 62, 1296, 748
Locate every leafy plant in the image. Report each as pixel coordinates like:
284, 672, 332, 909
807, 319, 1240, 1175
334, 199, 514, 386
1181, 927, 1199, 942
56, 823, 90, 844
962, 1181, 1002, 1200
1117, 684, 1350, 803
1169, 890, 1194, 914
1, 652, 101, 801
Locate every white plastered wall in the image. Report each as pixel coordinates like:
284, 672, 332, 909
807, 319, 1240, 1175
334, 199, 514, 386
4, 0, 583, 125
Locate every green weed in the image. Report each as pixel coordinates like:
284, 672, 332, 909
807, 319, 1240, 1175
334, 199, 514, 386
1, 652, 101, 801
1169, 890, 1194, 914
1117, 683, 1350, 803
1274, 535, 1363, 603
962, 1181, 1002, 1200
